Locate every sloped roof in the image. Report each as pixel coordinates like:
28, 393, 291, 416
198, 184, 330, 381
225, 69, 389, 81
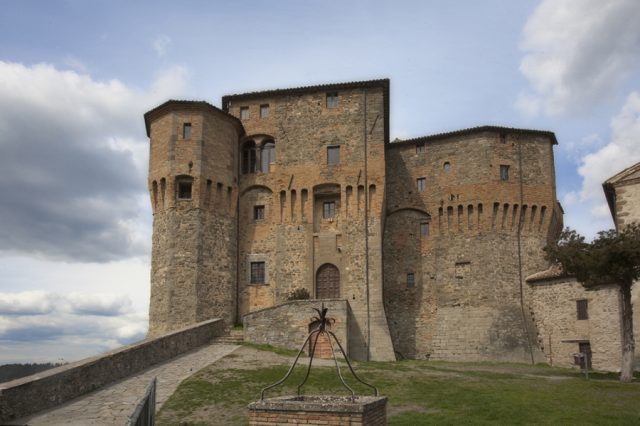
387, 125, 558, 148
525, 265, 571, 283
143, 100, 243, 137
602, 161, 640, 223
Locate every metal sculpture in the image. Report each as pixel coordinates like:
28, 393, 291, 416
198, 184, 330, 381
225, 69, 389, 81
260, 304, 378, 400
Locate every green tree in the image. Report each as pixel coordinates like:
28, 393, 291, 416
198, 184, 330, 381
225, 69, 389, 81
545, 224, 640, 382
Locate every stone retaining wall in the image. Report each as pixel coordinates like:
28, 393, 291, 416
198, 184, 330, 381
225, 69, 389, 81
243, 300, 348, 355
0, 318, 224, 423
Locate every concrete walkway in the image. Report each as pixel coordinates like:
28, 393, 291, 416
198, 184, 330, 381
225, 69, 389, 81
8, 343, 240, 425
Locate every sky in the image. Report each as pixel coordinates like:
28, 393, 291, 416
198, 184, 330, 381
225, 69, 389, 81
0, 0, 639, 364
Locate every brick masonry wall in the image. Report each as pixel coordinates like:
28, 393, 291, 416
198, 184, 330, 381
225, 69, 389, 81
0, 319, 224, 423
244, 300, 348, 355
229, 85, 395, 361
248, 396, 387, 426
382, 131, 558, 362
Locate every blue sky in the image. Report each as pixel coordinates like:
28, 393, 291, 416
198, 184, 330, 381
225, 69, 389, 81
1, 0, 639, 364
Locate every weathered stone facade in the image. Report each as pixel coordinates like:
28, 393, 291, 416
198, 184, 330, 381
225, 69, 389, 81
144, 79, 563, 362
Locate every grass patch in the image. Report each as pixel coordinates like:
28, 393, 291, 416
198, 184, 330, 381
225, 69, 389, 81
157, 348, 640, 426
240, 342, 300, 357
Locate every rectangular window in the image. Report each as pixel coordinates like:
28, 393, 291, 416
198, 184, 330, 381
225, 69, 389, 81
500, 165, 510, 181
177, 180, 192, 200
576, 299, 588, 320
500, 133, 507, 144
182, 123, 192, 139
326, 92, 338, 108
250, 261, 265, 284
260, 104, 270, 118
323, 201, 336, 219
254, 205, 265, 220
416, 142, 425, 154
417, 177, 426, 192
420, 222, 430, 237
327, 146, 340, 165
406, 273, 415, 288
240, 106, 250, 120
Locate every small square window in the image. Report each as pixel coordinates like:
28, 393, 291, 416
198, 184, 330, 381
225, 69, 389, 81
323, 201, 336, 219
250, 261, 265, 284
326, 92, 338, 108
254, 205, 265, 220
420, 222, 429, 237
417, 177, 426, 192
260, 104, 270, 118
177, 180, 192, 200
500, 165, 510, 181
240, 106, 250, 120
183, 123, 192, 139
327, 146, 340, 165
416, 142, 425, 154
576, 299, 588, 320
406, 273, 415, 288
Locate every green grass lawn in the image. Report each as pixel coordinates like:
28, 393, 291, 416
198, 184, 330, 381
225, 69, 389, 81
157, 346, 640, 425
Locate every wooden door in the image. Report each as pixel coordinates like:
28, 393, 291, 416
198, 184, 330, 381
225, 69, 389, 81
316, 263, 340, 299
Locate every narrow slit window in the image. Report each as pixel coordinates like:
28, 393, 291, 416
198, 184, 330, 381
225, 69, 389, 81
406, 273, 415, 288
327, 146, 340, 165
500, 165, 510, 181
182, 123, 192, 139
254, 205, 265, 220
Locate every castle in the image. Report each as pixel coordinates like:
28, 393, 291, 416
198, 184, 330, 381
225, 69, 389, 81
144, 79, 564, 363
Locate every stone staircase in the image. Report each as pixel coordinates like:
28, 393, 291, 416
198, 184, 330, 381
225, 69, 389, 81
212, 328, 244, 345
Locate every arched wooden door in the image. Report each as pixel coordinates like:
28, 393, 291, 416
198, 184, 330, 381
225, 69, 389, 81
316, 263, 340, 299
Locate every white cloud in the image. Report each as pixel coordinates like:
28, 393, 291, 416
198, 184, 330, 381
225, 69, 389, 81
0, 290, 147, 363
153, 35, 172, 58
0, 61, 188, 262
518, 0, 640, 116
562, 91, 640, 235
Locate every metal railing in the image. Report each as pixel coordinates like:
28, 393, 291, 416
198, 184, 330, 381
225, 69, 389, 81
127, 377, 156, 426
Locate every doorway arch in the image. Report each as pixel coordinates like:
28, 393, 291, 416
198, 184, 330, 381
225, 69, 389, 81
316, 263, 340, 299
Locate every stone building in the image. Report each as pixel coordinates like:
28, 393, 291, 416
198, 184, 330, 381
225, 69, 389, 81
526, 161, 640, 371
143, 79, 564, 362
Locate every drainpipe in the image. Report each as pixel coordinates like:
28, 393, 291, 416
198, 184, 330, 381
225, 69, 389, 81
363, 88, 371, 361
516, 135, 535, 365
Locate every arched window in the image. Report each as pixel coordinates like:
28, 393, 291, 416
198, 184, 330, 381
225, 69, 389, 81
242, 140, 257, 174
261, 140, 275, 173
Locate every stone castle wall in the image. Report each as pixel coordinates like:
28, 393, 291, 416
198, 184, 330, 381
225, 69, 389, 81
226, 84, 394, 361
383, 131, 560, 362
147, 104, 241, 336
144, 81, 565, 364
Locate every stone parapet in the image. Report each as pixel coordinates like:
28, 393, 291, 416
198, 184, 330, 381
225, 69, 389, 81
0, 319, 224, 423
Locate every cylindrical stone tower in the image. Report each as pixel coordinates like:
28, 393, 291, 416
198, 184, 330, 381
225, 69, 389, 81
144, 101, 243, 336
